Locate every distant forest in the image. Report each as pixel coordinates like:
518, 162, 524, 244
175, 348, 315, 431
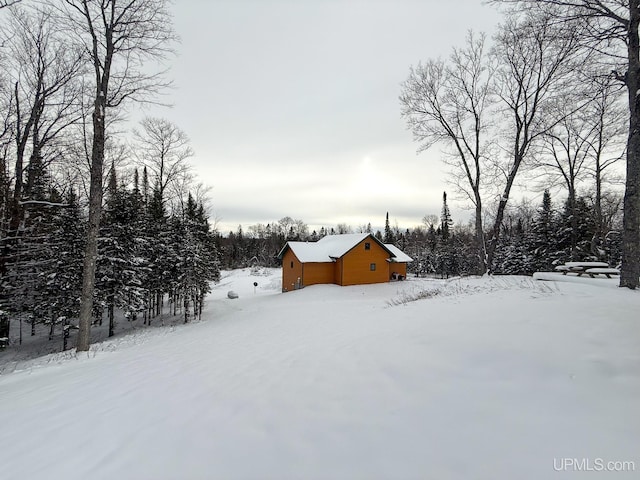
216, 188, 622, 278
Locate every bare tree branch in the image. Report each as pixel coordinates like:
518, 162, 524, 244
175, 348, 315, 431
0, 0, 21, 9
401, 31, 494, 273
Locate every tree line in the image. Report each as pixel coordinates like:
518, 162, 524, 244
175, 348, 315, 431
217, 185, 622, 281
0, 1, 219, 351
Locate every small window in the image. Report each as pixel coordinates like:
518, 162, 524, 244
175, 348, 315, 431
364, 242, 371, 250
290, 261, 294, 268
370, 263, 376, 271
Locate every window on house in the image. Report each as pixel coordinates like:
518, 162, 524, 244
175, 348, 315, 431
370, 263, 376, 271
364, 242, 371, 250
291, 261, 294, 268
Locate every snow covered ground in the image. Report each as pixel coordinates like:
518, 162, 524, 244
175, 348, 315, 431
1, 269, 639, 479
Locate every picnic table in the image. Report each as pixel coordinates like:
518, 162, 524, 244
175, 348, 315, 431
554, 262, 620, 278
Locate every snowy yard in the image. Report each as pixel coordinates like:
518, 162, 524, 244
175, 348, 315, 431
1, 269, 639, 479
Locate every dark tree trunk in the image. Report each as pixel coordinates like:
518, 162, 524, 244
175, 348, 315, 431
474, 195, 486, 275
487, 196, 512, 273
621, 3, 640, 289
62, 319, 70, 352
568, 187, 577, 260
594, 145, 604, 253
108, 303, 114, 337
49, 315, 55, 341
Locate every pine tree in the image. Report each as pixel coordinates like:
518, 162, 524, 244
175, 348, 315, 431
440, 192, 453, 242
45, 190, 85, 343
96, 169, 147, 336
142, 166, 150, 206
527, 189, 560, 271
173, 193, 220, 322
556, 195, 597, 263
142, 187, 171, 324
384, 212, 394, 243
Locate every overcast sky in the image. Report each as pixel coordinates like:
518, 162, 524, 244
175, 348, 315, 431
150, 0, 503, 234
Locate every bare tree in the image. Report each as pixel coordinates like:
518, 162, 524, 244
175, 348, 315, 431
132, 117, 193, 212
0, 73, 16, 259
0, 72, 13, 204
583, 80, 626, 250
491, 0, 640, 284
539, 76, 627, 258
58, 0, 176, 351
486, 9, 583, 271
278, 216, 308, 239
421, 214, 439, 230
400, 31, 494, 274
1, 5, 84, 230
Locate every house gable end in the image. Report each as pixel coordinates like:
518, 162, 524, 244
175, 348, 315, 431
338, 233, 394, 260
340, 236, 390, 286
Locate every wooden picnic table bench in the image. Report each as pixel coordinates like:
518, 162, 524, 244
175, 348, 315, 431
554, 262, 619, 278
580, 267, 620, 278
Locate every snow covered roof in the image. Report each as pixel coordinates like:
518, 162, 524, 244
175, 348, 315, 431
282, 241, 332, 263
279, 233, 412, 263
385, 244, 413, 263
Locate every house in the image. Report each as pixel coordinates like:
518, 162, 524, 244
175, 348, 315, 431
277, 233, 413, 292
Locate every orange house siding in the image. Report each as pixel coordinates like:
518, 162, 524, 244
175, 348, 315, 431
334, 258, 343, 285
281, 249, 303, 292
302, 262, 335, 286
340, 239, 390, 286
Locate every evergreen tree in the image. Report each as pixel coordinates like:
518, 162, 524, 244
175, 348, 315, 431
427, 223, 437, 251
96, 168, 147, 336
142, 166, 150, 206
440, 192, 453, 242
45, 190, 85, 342
384, 212, 394, 243
556, 195, 597, 263
170, 193, 220, 322
527, 190, 557, 269
142, 187, 172, 323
